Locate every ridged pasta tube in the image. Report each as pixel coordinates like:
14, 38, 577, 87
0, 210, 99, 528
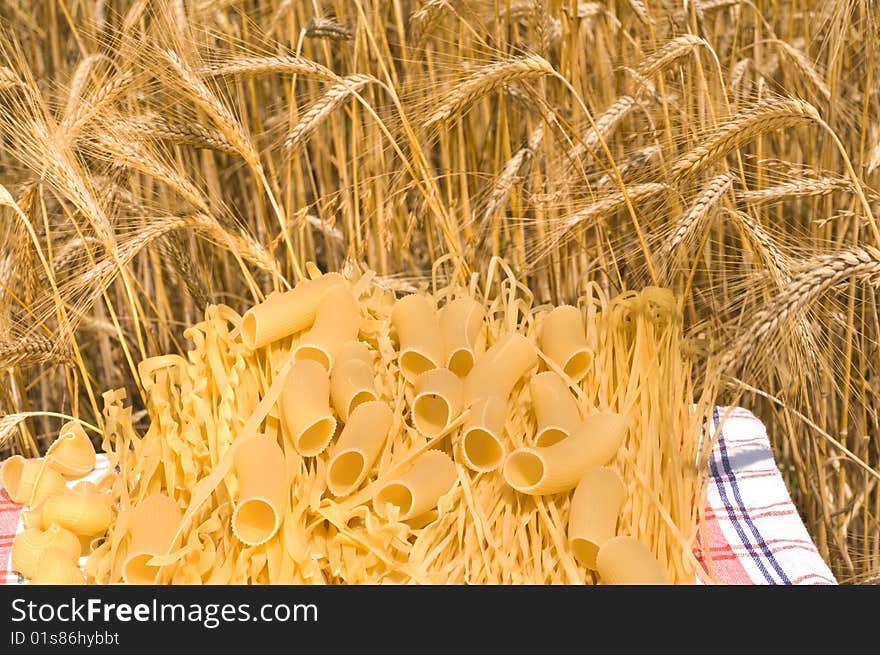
42, 488, 112, 536
596, 536, 669, 585
281, 359, 337, 456
1, 456, 66, 506
503, 412, 627, 495
568, 467, 626, 569
464, 333, 537, 401
412, 368, 464, 437
240, 273, 345, 349
539, 305, 592, 382
373, 450, 457, 521
45, 421, 96, 478
11, 525, 81, 579
391, 294, 444, 383
330, 341, 378, 421
530, 371, 582, 447
327, 401, 394, 497
439, 297, 485, 376
232, 435, 288, 546
457, 395, 507, 472
33, 547, 85, 585
123, 494, 183, 584
294, 286, 360, 370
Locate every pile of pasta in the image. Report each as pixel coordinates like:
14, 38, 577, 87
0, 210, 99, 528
3, 261, 716, 584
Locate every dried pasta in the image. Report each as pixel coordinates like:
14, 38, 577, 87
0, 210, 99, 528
11, 525, 81, 579
373, 450, 457, 521
123, 494, 183, 583
538, 305, 592, 382
439, 297, 485, 376
330, 341, 378, 420
412, 368, 464, 437
568, 467, 626, 569
1, 457, 66, 506
295, 285, 361, 370
530, 372, 582, 447
327, 401, 394, 497
45, 422, 96, 478
281, 359, 337, 456
391, 294, 444, 383
232, 435, 289, 546
596, 536, 669, 585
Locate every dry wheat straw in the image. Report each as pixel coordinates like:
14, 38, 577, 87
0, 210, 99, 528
738, 176, 855, 205
199, 55, 338, 82
122, 113, 237, 155
284, 74, 374, 152
658, 174, 733, 266
638, 34, 706, 77
305, 17, 353, 41
776, 41, 831, 102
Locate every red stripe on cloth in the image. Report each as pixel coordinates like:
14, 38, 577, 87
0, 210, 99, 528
694, 502, 752, 584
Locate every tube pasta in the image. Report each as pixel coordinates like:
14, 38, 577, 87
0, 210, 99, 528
596, 536, 669, 585
373, 450, 457, 521
232, 434, 289, 546
530, 372, 582, 447
123, 494, 183, 584
33, 547, 85, 585
568, 467, 626, 569
330, 341, 378, 421
439, 297, 485, 376
295, 286, 361, 370
11, 525, 81, 579
464, 333, 537, 402
539, 305, 592, 382
391, 294, 444, 383
42, 488, 113, 536
412, 368, 464, 437
240, 272, 345, 349
503, 412, 627, 495
45, 421, 96, 478
1, 456, 66, 506
327, 401, 394, 496
280, 359, 337, 456
458, 395, 507, 472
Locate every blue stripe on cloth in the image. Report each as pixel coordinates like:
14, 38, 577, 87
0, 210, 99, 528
709, 408, 777, 584
713, 407, 791, 584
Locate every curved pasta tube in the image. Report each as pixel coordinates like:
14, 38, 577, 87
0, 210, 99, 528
596, 536, 669, 585
240, 272, 345, 349
11, 525, 81, 579
123, 494, 183, 584
457, 395, 507, 473
232, 434, 289, 546
391, 294, 444, 383
294, 286, 361, 370
1, 456, 66, 506
568, 467, 626, 569
530, 372, 582, 447
280, 359, 337, 456
412, 368, 464, 437
42, 488, 112, 536
503, 412, 627, 495
439, 297, 485, 376
327, 401, 394, 497
330, 341, 377, 421
45, 421, 96, 478
464, 333, 537, 402
539, 305, 592, 382
373, 450, 457, 521
33, 547, 85, 585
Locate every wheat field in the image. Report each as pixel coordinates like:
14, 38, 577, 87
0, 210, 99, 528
0, 0, 878, 582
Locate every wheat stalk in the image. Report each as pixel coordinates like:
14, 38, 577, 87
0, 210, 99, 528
669, 98, 820, 179
738, 176, 855, 205
637, 34, 706, 77
424, 55, 555, 130
305, 17, 353, 41
658, 174, 733, 268
121, 113, 237, 155
284, 74, 375, 152
199, 55, 338, 82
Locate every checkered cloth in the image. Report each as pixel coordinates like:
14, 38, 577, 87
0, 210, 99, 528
1, 406, 836, 584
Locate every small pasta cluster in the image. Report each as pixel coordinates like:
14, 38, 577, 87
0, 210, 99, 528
6, 262, 710, 584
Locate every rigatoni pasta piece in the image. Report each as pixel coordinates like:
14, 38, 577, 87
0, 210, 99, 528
439, 297, 485, 376
33, 547, 85, 585
464, 333, 537, 401
539, 305, 592, 382
294, 286, 360, 370
391, 294, 444, 383
240, 272, 345, 349
596, 536, 669, 585
327, 401, 394, 496
457, 395, 507, 472
503, 412, 627, 495
11, 525, 81, 579
1, 456, 66, 506
530, 372, 582, 447
373, 450, 457, 521
45, 421, 96, 478
42, 487, 113, 536
280, 358, 337, 456
123, 494, 183, 584
568, 467, 626, 569
412, 368, 464, 437
330, 341, 378, 421
232, 435, 288, 546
